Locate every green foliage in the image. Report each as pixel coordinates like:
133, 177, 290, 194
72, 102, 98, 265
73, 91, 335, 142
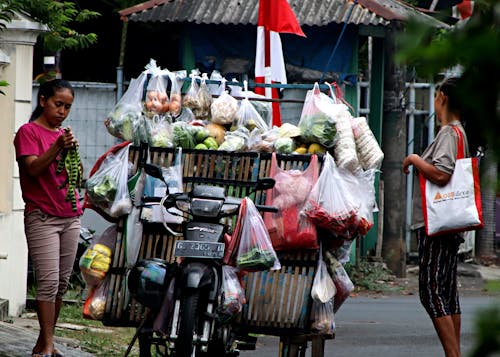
468, 303, 500, 357
0, 0, 100, 52
396, 0, 500, 157
345, 260, 402, 292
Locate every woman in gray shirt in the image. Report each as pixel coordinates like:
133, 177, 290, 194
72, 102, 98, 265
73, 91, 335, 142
403, 77, 469, 357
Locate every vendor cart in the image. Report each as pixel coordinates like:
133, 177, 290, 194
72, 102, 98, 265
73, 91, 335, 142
101, 145, 333, 356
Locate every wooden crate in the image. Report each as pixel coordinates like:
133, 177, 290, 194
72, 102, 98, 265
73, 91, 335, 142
102, 147, 322, 332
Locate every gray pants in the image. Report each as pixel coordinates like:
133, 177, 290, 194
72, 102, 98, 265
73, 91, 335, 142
25, 210, 80, 302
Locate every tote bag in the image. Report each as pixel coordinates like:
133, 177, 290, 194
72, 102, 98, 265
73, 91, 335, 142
419, 126, 483, 237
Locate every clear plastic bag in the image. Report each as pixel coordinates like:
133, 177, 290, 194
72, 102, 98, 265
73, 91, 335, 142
147, 115, 174, 148
298, 82, 338, 148
86, 144, 133, 218
105, 75, 146, 141
83, 276, 110, 320
182, 72, 202, 117
264, 152, 319, 250
79, 225, 117, 288
311, 244, 336, 303
195, 74, 212, 120
303, 152, 360, 240
236, 197, 281, 271
311, 299, 335, 335
217, 265, 245, 322
234, 81, 268, 133
167, 70, 186, 117
350, 116, 384, 170
211, 81, 239, 125
144, 69, 170, 117
329, 257, 354, 313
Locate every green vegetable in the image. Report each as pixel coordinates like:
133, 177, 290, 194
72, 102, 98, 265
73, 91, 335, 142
195, 143, 208, 150
299, 112, 336, 148
172, 122, 196, 149
203, 137, 219, 150
87, 175, 117, 207
193, 126, 210, 143
274, 137, 295, 154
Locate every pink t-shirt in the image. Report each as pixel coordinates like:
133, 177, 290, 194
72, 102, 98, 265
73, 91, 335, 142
14, 122, 82, 217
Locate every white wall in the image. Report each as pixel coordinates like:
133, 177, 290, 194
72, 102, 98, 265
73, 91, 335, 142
0, 13, 46, 317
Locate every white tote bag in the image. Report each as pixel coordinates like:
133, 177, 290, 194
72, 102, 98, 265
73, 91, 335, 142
419, 126, 483, 237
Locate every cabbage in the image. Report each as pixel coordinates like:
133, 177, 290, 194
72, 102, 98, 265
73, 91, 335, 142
299, 113, 337, 148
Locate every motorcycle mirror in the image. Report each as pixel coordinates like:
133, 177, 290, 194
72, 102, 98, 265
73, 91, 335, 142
144, 163, 165, 182
255, 177, 275, 191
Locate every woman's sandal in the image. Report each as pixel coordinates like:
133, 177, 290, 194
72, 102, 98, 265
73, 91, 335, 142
31, 353, 52, 357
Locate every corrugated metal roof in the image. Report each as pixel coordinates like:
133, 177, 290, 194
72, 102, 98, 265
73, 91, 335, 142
119, 0, 448, 28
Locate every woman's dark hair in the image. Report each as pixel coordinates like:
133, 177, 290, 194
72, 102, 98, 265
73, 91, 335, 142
437, 76, 462, 116
29, 79, 74, 122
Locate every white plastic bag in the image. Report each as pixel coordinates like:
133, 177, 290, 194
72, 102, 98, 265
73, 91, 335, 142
218, 265, 245, 322
311, 243, 336, 303
86, 144, 133, 218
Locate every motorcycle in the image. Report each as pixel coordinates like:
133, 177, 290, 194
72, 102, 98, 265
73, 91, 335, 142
126, 163, 276, 357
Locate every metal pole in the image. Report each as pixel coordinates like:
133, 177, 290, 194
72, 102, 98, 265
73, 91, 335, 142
116, 66, 124, 101
428, 85, 436, 144
405, 83, 415, 253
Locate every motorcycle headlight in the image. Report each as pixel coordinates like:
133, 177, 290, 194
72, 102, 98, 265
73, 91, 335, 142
190, 198, 223, 218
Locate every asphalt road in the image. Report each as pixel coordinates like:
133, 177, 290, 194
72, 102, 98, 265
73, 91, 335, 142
240, 294, 500, 357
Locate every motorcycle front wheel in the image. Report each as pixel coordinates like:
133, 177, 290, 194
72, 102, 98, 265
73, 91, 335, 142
176, 289, 200, 357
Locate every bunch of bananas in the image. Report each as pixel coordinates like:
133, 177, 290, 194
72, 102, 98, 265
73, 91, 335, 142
56, 128, 83, 211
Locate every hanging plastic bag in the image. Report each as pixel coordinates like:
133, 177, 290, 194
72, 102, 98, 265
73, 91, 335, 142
125, 206, 143, 268
182, 71, 202, 117
167, 70, 186, 117
328, 256, 354, 313
350, 116, 384, 170
79, 224, 117, 288
147, 115, 174, 148
218, 127, 250, 152
83, 276, 110, 320
298, 82, 338, 148
311, 299, 335, 335
311, 243, 336, 303
195, 74, 212, 120
144, 69, 170, 117
302, 152, 360, 240
142, 149, 184, 224
264, 152, 319, 250
211, 79, 239, 125
86, 144, 133, 218
208, 70, 223, 95
233, 81, 268, 133
217, 265, 246, 322
236, 197, 281, 271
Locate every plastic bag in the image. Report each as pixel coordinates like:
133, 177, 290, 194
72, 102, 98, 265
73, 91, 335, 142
264, 152, 319, 250
105, 75, 145, 141
303, 152, 360, 240
182, 72, 202, 117
144, 69, 170, 117
326, 255, 354, 313
236, 197, 280, 271
142, 149, 184, 224
79, 224, 117, 288
234, 81, 268, 133
298, 82, 338, 148
208, 70, 223, 95
195, 74, 212, 120
311, 244, 336, 303
218, 127, 250, 152
86, 144, 133, 218
167, 70, 186, 116
83, 276, 110, 320
211, 83, 239, 125
217, 265, 245, 322
311, 299, 335, 335
147, 115, 174, 148
351, 116, 384, 170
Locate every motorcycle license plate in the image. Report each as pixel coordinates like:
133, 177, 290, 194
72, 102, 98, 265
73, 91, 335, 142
174, 240, 225, 259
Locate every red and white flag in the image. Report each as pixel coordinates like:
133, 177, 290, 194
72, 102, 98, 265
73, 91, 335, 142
254, 0, 305, 127
456, 0, 473, 20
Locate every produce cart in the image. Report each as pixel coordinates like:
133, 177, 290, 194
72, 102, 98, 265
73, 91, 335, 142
101, 145, 332, 356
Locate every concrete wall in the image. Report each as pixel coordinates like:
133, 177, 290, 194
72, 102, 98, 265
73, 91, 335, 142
0, 13, 47, 316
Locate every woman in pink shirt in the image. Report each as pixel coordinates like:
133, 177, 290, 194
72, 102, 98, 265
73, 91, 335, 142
14, 79, 82, 357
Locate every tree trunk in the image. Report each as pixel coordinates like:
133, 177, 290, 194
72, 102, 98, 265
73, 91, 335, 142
381, 24, 407, 277
475, 151, 498, 261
